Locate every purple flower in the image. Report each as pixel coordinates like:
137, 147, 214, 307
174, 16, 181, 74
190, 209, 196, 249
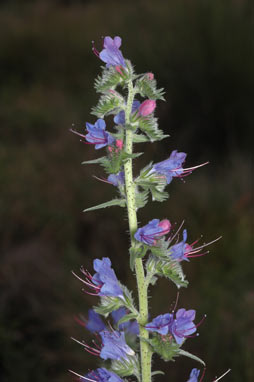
111, 307, 139, 335
100, 329, 135, 360
134, 219, 171, 246
169, 229, 190, 262
107, 171, 125, 187
145, 313, 173, 335
83, 368, 123, 382
114, 100, 140, 125
97, 36, 126, 68
70, 119, 114, 150
169, 229, 220, 262
152, 150, 208, 184
85, 309, 106, 333
152, 150, 187, 184
72, 257, 123, 298
186, 368, 200, 382
169, 308, 197, 345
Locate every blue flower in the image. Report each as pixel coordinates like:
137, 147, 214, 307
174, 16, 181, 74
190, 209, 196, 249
111, 307, 139, 335
186, 368, 200, 382
100, 329, 135, 360
73, 257, 123, 298
134, 219, 171, 246
84, 368, 123, 382
92, 258, 124, 298
169, 308, 197, 345
114, 100, 140, 125
169, 229, 190, 262
99, 36, 126, 68
85, 119, 115, 149
107, 171, 125, 187
85, 309, 106, 333
145, 313, 173, 335
152, 150, 187, 184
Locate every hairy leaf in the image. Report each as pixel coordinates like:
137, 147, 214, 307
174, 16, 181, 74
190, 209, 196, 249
84, 198, 126, 212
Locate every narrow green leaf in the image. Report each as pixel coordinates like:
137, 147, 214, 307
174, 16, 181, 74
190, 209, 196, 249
81, 156, 107, 165
178, 349, 206, 366
151, 371, 165, 376
117, 313, 138, 327
84, 198, 126, 212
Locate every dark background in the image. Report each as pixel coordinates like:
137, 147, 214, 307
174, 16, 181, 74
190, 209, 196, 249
0, 0, 253, 381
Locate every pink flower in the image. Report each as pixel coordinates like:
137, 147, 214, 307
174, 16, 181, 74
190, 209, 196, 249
139, 100, 156, 117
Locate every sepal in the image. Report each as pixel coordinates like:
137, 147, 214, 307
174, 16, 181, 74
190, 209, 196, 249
111, 354, 140, 379
135, 163, 169, 202
91, 91, 124, 118
135, 75, 165, 101
154, 257, 188, 288
94, 296, 125, 317
143, 333, 180, 362
136, 115, 169, 142
135, 190, 149, 210
95, 65, 124, 93
117, 313, 139, 328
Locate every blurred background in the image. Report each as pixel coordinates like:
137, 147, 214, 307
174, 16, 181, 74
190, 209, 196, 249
0, 0, 253, 381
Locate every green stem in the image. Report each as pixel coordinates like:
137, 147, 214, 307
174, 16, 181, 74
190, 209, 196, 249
124, 81, 152, 382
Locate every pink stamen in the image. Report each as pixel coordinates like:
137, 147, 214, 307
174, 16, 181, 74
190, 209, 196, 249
92, 41, 100, 58
92, 175, 112, 184
200, 368, 206, 382
74, 315, 87, 327
72, 271, 100, 291
70, 128, 86, 139
69, 369, 96, 382
167, 220, 185, 243
71, 337, 101, 356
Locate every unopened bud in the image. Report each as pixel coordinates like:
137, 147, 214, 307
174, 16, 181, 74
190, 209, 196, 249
146, 72, 154, 80
139, 99, 156, 116
116, 139, 124, 149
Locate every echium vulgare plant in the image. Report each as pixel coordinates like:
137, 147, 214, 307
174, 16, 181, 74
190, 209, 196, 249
70, 36, 231, 382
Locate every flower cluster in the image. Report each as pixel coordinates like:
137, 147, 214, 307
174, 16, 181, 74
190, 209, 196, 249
70, 35, 226, 382
145, 308, 198, 345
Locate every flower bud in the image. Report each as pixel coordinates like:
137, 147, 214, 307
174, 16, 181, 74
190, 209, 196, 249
158, 219, 171, 232
139, 99, 156, 117
116, 139, 124, 149
146, 72, 154, 80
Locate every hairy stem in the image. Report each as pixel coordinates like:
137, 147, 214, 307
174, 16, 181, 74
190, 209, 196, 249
124, 80, 152, 382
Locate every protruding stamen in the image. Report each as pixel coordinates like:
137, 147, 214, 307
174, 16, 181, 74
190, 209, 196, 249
167, 220, 185, 243
212, 369, 231, 382
69, 369, 96, 382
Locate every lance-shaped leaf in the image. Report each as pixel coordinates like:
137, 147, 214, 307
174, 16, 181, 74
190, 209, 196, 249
135, 190, 149, 210
135, 75, 165, 101
91, 91, 124, 118
84, 198, 126, 212
178, 349, 206, 366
